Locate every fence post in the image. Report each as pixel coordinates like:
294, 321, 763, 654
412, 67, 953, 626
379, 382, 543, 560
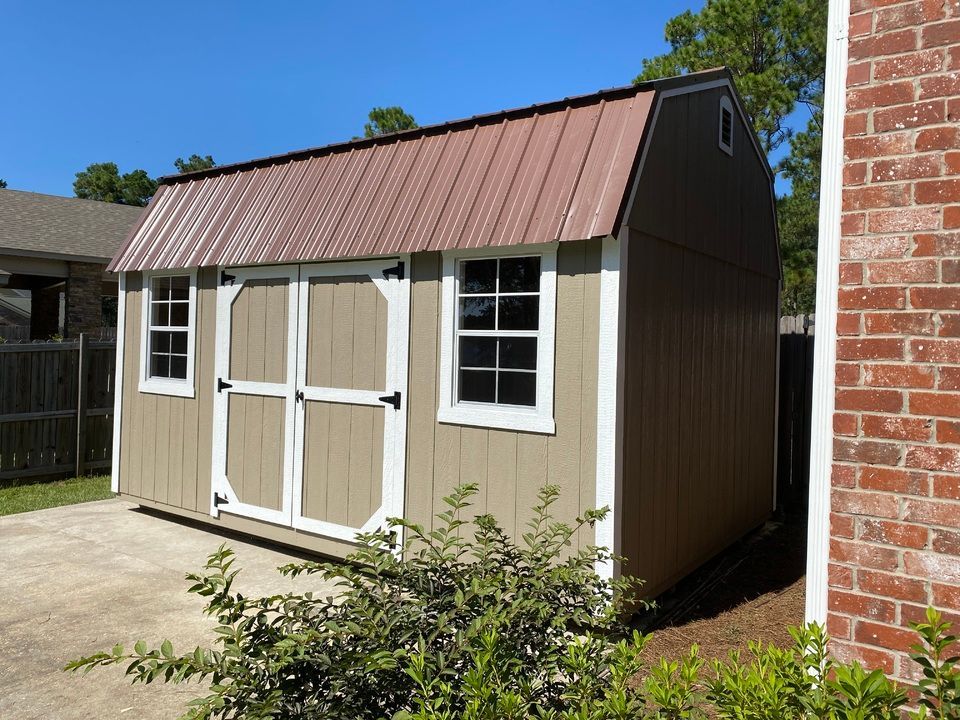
75, 333, 88, 477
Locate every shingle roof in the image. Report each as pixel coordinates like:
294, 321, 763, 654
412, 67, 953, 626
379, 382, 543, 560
0, 189, 144, 263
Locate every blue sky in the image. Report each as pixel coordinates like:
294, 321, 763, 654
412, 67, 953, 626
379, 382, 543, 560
2, 1, 791, 198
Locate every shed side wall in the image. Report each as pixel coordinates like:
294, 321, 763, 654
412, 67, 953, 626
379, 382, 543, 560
621, 86, 779, 597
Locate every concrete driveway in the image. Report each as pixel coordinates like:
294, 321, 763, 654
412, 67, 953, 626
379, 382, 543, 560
0, 498, 339, 720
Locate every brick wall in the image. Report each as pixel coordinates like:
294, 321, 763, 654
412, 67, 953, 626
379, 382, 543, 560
64, 261, 104, 338
831, 0, 960, 679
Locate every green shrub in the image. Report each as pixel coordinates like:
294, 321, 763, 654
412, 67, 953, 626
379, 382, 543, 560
67, 484, 960, 720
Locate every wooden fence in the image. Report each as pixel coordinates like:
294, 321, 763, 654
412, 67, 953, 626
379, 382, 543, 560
777, 314, 815, 511
0, 336, 116, 483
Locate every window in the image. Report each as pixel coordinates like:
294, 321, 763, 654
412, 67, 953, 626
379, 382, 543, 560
438, 247, 556, 434
719, 95, 734, 156
139, 271, 196, 397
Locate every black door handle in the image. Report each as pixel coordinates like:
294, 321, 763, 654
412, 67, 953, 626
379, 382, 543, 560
296, 390, 304, 404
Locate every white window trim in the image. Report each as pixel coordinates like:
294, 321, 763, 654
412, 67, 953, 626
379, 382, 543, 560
138, 268, 197, 398
718, 95, 734, 156
438, 244, 557, 434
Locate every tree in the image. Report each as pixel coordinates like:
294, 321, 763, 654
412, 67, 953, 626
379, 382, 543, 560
636, 0, 827, 313
73, 162, 157, 207
174, 154, 216, 174
0, 179, 7, 189
364, 106, 417, 138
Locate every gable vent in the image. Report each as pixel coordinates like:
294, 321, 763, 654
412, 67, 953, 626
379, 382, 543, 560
719, 95, 734, 156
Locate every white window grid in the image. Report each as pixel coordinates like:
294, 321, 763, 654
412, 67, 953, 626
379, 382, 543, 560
147, 276, 191, 379
454, 257, 540, 408
139, 269, 197, 398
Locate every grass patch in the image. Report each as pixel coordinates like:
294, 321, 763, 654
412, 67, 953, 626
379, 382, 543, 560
0, 475, 114, 516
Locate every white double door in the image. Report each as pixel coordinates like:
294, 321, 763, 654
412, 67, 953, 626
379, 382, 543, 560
210, 259, 409, 542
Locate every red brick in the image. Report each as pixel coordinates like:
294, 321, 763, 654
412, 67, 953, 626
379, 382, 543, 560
836, 387, 904, 412
830, 589, 898, 622
855, 620, 919, 652
932, 582, 960, 610
950, 97, 960, 122
850, 0, 908, 11
862, 413, 932, 441
904, 551, 960, 583
838, 312, 861, 335
833, 511, 857, 538
845, 160, 868, 184
832, 538, 901, 571
842, 234, 910, 259
878, 2, 931, 31
875, 101, 946, 132
860, 465, 927, 494
905, 444, 960, 473
869, 206, 941, 232
835, 438, 904, 465
915, 179, 960, 205
865, 311, 936, 335
911, 338, 960, 362
837, 337, 906, 360
850, 28, 918, 61
846, 184, 913, 211
910, 391, 960, 418
942, 368, 960, 390
943, 262, 960, 284
836, 412, 859, 436
837, 362, 862, 385
921, 19, 960, 47
863, 363, 935, 388
828, 612, 853, 639
840, 262, 864, 285
830, 641, 897, 675
932, 528, 960, 554
874, 48, 945, 79
903, 498, 960, 527
859, 568, 930, 601
937, 419, 960, 444
846, 132, 914, 160
840, 287, 908, 310
947, 151, 960, 175
847, 62, 872, 87
867, 260, 938, 283
871, 154, 942, 182
850, 10, 874, 36
835, 463, 859, 489
834, 488, 902, 518
915, 126, 960, 151
913, 231, 960, 256
860, 518, 930, 548
933, 473, 960, 500
843, 212, 867, 235
911, 288, 960, 310
947, 206, 960, 229
901, 602, 960, 627
920, 73, 960, 99
830, 563, 856, 590
950, 45, 960, 71
848, 81, 916, 110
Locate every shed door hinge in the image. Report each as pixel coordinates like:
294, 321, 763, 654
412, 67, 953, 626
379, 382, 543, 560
220, 270, 236, 286
217, 378, 233, 393
213, 493, 229, 507
378, 391, 401, 410
382, 262, 404, 281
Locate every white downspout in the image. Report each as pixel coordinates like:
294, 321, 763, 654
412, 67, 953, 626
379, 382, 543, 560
805, 0, 850, 625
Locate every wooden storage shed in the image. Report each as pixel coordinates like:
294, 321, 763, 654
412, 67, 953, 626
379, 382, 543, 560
109, 68, 779, 596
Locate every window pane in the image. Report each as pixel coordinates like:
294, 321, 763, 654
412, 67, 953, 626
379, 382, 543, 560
499, 256, 540, 293
459, 259, 497, 294
498, 296, 538, 330
498, 371, 536, 406
459, 369, 496, 403
169, 276, 189, 301
499, 337, 537, 370
170, 355, 188, 380
170, 331, 188, 355
459, 296, 495, 330
151, 330, 171, 353
170, 302, 189, 327
152, 276, 170, 301
459, 336, 496, 368
150, 353, 170, 378
151, 302, 169, 327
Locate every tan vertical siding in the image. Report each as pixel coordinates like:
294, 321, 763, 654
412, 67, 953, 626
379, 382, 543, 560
404, 240, 601, 548
620, 85, 778, 597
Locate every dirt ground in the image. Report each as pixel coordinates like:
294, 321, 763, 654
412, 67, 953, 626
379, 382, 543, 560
636, 511, 807, 662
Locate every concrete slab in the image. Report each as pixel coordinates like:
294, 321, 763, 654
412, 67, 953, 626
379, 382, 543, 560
0, 499, 340, 720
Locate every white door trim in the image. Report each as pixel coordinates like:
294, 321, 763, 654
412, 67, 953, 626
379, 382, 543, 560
209, 264, 300, 525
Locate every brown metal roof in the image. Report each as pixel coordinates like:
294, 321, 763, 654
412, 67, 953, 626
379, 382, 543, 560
109, 82, 667, 271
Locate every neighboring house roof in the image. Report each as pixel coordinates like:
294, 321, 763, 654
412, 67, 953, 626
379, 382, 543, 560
0, 288, 31, 319
0, 189, 145, 263
109, 69, 745, 272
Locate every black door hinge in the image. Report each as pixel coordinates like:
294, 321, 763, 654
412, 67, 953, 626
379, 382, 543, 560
382, 262, 405, 281
217, 378, 233, 393
213, 493, 229, 507
295, 390, 304, 404
378, 391, 401, 410
221, 270, 236, 285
